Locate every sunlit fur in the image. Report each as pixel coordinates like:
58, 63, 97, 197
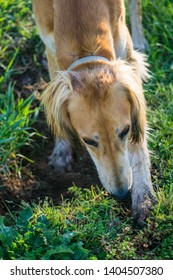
42, 72, 74, 141
42, 59, 147, 197
34, 0, 155, 223
42, 60, 146, 145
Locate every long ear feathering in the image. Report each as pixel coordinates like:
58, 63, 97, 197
114, 60, 147, 143
41, 72, 76, 142
128, 87, 146, 143
131, 50, 151, 82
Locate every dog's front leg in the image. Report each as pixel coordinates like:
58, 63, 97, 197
48, 139, 73, 172
129, 140, 155, 224
128, 0, 148, 52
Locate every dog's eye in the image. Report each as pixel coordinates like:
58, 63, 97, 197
82, 138, 98, 147
119, 125, 130, 140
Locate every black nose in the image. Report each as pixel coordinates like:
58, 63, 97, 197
112, 189, 131, 201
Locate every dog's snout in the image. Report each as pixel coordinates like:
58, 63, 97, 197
111, 189, 131, 201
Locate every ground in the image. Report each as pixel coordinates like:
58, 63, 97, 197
0, 144, 101, 215
0, 64, 101, 214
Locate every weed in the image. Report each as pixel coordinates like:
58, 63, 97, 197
0, 186, 173, 260
0, 83, 40, 173
0, 0, 41, 174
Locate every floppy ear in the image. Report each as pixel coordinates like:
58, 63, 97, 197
41, 71, 79, 144
114, 60, 147, 143
128, 88, 146, 143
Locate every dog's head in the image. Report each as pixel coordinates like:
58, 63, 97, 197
42, 60, 146, 199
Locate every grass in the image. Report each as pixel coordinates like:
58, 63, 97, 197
0, 0, 173, 259
0, 83, 40, 173
143, 0, 173, 191
0, 0, 42, 173
0, 186, 173, 260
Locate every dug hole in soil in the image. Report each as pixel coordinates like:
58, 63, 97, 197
0, 63, 101, 215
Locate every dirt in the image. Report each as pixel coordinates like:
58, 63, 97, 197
0, 64, 101, 215
0, 141, 101, 215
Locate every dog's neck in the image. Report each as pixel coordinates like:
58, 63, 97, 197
67, 56, 110, 71
54, 1, 117, 70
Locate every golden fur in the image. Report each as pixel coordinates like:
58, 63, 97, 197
42, 60, 146, 144
33, 0, 155, 224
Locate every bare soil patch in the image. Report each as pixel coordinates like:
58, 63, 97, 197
0, 66, 101, 215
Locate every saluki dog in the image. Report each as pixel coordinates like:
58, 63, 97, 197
33, 0, 155, 224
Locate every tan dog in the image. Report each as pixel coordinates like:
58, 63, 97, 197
33, 0, 154, 224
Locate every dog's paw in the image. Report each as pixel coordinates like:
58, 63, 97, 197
132, 187, 156, 226
48, 140, 73, 172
